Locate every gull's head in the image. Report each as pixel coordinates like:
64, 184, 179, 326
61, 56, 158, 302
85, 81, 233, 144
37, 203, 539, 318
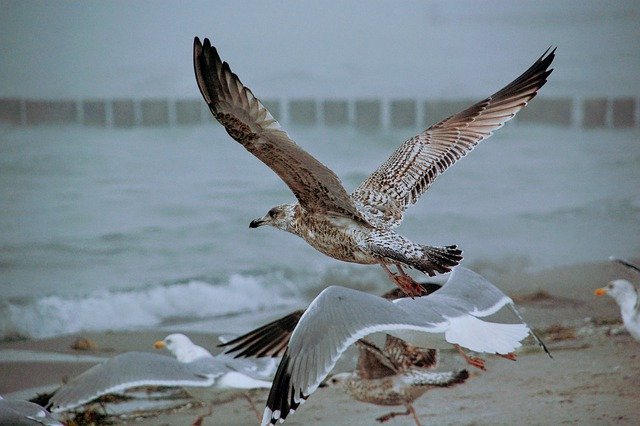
249, 203, 297, 232
595, 279, 637, 306
322, 372, 351, 388
154, 333, 213, 363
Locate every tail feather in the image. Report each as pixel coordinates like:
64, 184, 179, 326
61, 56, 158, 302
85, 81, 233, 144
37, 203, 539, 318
415, 245, 463, 276
367, 233, 463, 277
445, 315, 530, 354
408, 369, 469, 387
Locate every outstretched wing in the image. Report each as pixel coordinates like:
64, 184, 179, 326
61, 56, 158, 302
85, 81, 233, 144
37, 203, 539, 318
352, 48, 556, 228
48, 352, 220, 413
262, 269, 532, 425
194, 37, 366, 222
220, 310, 304, 358
354, 338, 399, 379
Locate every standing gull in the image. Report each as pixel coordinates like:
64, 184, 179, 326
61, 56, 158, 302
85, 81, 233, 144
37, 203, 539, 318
193, 37, 555, 296
48, 333, 276, 423
258, 267, 549, 425
326, 336, 468, 426
595, 257, 640, 340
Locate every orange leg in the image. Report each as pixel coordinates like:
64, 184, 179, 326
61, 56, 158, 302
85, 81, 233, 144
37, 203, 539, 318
454, 344, 486, 371
379, 263, 426, 298
243, 393, 261, 421
192, 402, 213, 426
497, 352, 517, 361
376, 404, 422, 426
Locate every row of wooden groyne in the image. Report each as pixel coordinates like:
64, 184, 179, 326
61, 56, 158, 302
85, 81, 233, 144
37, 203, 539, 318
0, 97, 638, 129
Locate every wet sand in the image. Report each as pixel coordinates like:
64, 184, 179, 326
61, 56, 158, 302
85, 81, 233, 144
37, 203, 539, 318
1, 259, 639, 425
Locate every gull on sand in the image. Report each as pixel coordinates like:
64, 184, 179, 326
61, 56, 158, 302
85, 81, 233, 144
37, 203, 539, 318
193, 37, 555, 296
326, 336, 468, 426
0, 395, 62, 426
48, 333, 277, 422
595, 257, 640, 340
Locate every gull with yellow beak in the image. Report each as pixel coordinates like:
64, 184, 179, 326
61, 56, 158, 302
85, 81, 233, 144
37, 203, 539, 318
595, 258, 640, 341
49, 333, 277, 422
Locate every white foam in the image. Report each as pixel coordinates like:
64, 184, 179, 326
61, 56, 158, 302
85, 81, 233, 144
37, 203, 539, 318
0, 274, 298, 340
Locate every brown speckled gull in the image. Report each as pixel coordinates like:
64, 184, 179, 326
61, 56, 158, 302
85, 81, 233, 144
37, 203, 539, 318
193, 37, 555, 297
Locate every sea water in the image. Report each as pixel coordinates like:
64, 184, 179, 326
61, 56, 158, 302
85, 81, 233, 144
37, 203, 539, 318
1, 124, 639, 339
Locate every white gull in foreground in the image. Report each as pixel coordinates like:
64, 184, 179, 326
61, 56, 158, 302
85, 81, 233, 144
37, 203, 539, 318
261, 267, 549, 425
595, 258, 640, 341
0, 396, 62, 426
48, 333, 277, 420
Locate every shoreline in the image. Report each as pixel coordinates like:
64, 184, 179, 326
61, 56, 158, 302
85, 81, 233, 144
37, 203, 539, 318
1, 259, 639, 425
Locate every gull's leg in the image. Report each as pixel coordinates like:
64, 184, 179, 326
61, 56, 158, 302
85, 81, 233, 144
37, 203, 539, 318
454, 344, 486, 371
376, 405, 420, 424
379, 263, 426, 298
497, 352, 517, 361
395, 264, 427, 297
192, 402, 214, 426
243, 393, 261, 421
407, 404, 422, 426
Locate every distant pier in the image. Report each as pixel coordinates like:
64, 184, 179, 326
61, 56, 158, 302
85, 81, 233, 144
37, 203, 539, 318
0, 96, 638, 129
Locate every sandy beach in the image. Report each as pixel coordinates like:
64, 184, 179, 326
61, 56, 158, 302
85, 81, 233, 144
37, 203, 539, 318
1, 259, 639, 425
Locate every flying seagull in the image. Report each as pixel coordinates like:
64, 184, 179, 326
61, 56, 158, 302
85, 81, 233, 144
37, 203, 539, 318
594, 257, 640, 340
326, 336, 468, 426
193, 37, 555, 296
257, 267, 549, 425
220, 284, 467, 426
48, 333, 276, 423
0, 396, 62, 426
218, 282, 443, 359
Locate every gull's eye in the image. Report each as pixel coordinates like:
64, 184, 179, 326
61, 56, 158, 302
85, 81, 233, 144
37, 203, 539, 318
268, 208, 277, 218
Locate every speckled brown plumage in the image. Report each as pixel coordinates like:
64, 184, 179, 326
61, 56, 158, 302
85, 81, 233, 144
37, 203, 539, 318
194, 37, 555, 296
334, 335, 468, 425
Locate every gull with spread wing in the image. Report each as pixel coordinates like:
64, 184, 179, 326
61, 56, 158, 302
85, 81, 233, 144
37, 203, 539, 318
193, 37, 555, 296
48, 334, 277, 423
255, 267, 549, 425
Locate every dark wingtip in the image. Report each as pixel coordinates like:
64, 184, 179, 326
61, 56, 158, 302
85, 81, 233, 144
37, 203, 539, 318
456, 369, 470, 383
265, 350, 294, 424
610, 257, 640, 274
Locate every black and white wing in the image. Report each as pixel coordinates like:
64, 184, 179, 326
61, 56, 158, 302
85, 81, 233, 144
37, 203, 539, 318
220, 310, 304, 358
262, 267, 534, 425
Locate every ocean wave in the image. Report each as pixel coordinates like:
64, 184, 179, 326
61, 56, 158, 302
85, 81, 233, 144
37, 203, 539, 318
0, 274, 299, 341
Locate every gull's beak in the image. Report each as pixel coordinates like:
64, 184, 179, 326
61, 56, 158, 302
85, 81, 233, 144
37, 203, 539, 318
154, 340, 166, 349
594, 288, 607, 296
249, 217, 267, 228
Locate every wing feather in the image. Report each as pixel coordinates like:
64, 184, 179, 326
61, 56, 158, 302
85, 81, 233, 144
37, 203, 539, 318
194, 37, 366, 221
220, 310, 303, 358
353, 48, 556, 228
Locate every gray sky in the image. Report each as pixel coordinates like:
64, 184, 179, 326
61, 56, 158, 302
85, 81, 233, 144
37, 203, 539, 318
1, 0, 639, 99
